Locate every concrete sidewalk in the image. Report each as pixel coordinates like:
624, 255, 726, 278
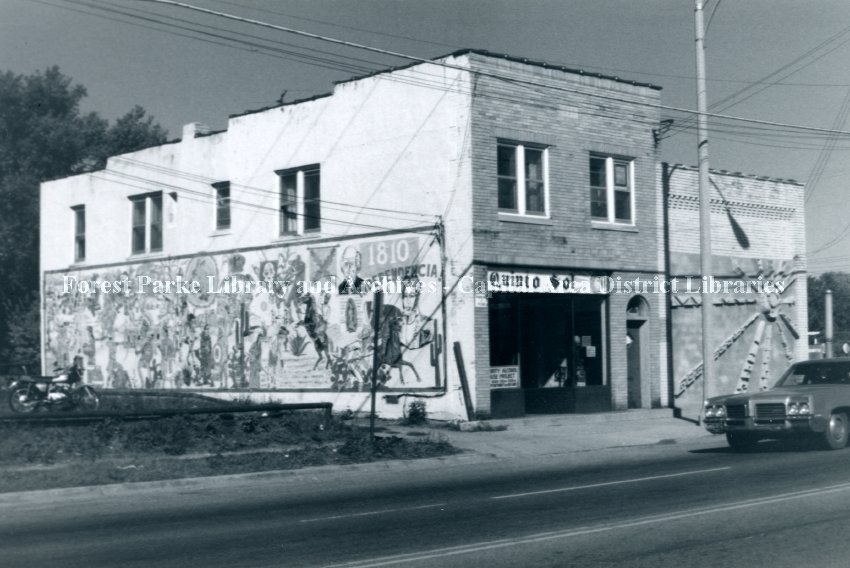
382, 409, 717, 458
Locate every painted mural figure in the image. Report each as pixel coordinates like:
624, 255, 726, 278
376, 280, 433, 386
338, 246, 366, 294
179, 314, 200, 386
159, 323, 177, 387
199, 324, 213, 386
274, 251, 306, 312
297, 293, 330, 370
268, 326, 289, 381
246, 326, 264, 388
107, 340, 131, 389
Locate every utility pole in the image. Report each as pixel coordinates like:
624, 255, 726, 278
695, 1, 715, 405
825, 289, 834, 358
370, 291, 383, 438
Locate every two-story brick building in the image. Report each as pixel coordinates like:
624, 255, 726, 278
40, 50, 807, 420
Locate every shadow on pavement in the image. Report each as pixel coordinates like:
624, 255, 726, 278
690, 436, 826, 454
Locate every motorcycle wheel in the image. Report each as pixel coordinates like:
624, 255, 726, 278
76, 386, 101, 411
8, 386, 36, 413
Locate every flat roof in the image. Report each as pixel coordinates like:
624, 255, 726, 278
333, 48, 663, 91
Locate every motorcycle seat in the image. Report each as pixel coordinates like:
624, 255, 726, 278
16, 375, 53, 383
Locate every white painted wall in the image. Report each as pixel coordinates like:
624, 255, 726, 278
41, 56, 477, 420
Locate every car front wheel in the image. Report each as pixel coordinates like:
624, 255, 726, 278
726, 432, 757, 451
822, 412, 849, 450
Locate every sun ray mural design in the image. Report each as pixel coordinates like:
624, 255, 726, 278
674, 259, 800, 401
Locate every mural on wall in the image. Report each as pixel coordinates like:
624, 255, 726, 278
44, 231, 444, 392
672, 257, 801, 421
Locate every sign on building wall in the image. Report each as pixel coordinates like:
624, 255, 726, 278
43, 231, 444, 393
490, 365, 519, 389
486, 271, 607, 294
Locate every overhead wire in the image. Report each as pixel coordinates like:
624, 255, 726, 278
96, 169, 378, 231
53, 0, 850, 232
210, 0, 462, 50
48, 0, 850, 151
141, 0, 850, 140
804, 88, 850, 203
49, 0, 849, 275
111, 157, 436, 222
96, 168, 431, 233
57, 0, 668, 134
59, 0, 382, 75
662, 21, 850, 139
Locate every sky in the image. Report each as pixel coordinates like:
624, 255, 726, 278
2, 0, 849, 273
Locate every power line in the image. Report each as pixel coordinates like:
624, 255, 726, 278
210, 0, 461, 50
58, 0, 654, 133
808, 223, 850, 255
54, 0, 850, 151
61, 0, 380, 74
805, 87, 850, 202
145, 0, 850, 139
704, 0, 723, 35
93, 169, 428, 235
663, 22, 850, 139
111, 157, 436, 222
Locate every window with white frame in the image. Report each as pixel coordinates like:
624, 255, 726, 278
130, 192, 163, 254
72, 205, 85, 262
497, 141, 548, 216
276, 165, 320, 235
213, 181, 231, 230
590, 155, 634, 224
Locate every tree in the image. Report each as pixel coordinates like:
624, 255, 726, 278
0, 67, 168, 372
808, 272, 850, 348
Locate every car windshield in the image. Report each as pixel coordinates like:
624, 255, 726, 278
776, 363, 850, 386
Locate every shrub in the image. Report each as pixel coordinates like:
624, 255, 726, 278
405, 400, 427, 425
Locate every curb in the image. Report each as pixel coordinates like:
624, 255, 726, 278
0, 451, 495, 505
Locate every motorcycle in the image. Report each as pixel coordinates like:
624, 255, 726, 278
8, 372, 101, 413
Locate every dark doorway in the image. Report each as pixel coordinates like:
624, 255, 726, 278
627, 320, 644, 408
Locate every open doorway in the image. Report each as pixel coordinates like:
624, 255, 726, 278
626, 296, 649, 409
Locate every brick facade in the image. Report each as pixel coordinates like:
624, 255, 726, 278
465, 53, 668, 415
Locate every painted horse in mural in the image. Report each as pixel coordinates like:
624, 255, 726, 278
297, 293, 331, 370
377, 305, 422, 385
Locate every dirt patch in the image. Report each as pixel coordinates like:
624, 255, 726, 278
0, 412, 458, 493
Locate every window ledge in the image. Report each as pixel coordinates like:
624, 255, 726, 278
129, 251, 165, 261
591, 221, 638, 232
210, 229, 232, 237
273, 232, 324, 244
274, 233, 300, 243
498, 212, 553, 225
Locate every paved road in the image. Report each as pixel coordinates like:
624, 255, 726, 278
4, 436, 850, 567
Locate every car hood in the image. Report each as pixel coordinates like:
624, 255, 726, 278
708, 386, 839, 405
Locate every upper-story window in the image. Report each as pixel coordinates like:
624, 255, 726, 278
213, 181, 231, 231
72, 205, 85, 262
498, 141, 548, 217
130, 192, 163, 255
276, 165, 321, 235
590, 155, 634, 224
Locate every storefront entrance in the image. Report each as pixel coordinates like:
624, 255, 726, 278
489, 293, 610, 415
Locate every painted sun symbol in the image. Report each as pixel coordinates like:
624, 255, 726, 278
674, 259, 800, 398
734, 263, 799, 393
